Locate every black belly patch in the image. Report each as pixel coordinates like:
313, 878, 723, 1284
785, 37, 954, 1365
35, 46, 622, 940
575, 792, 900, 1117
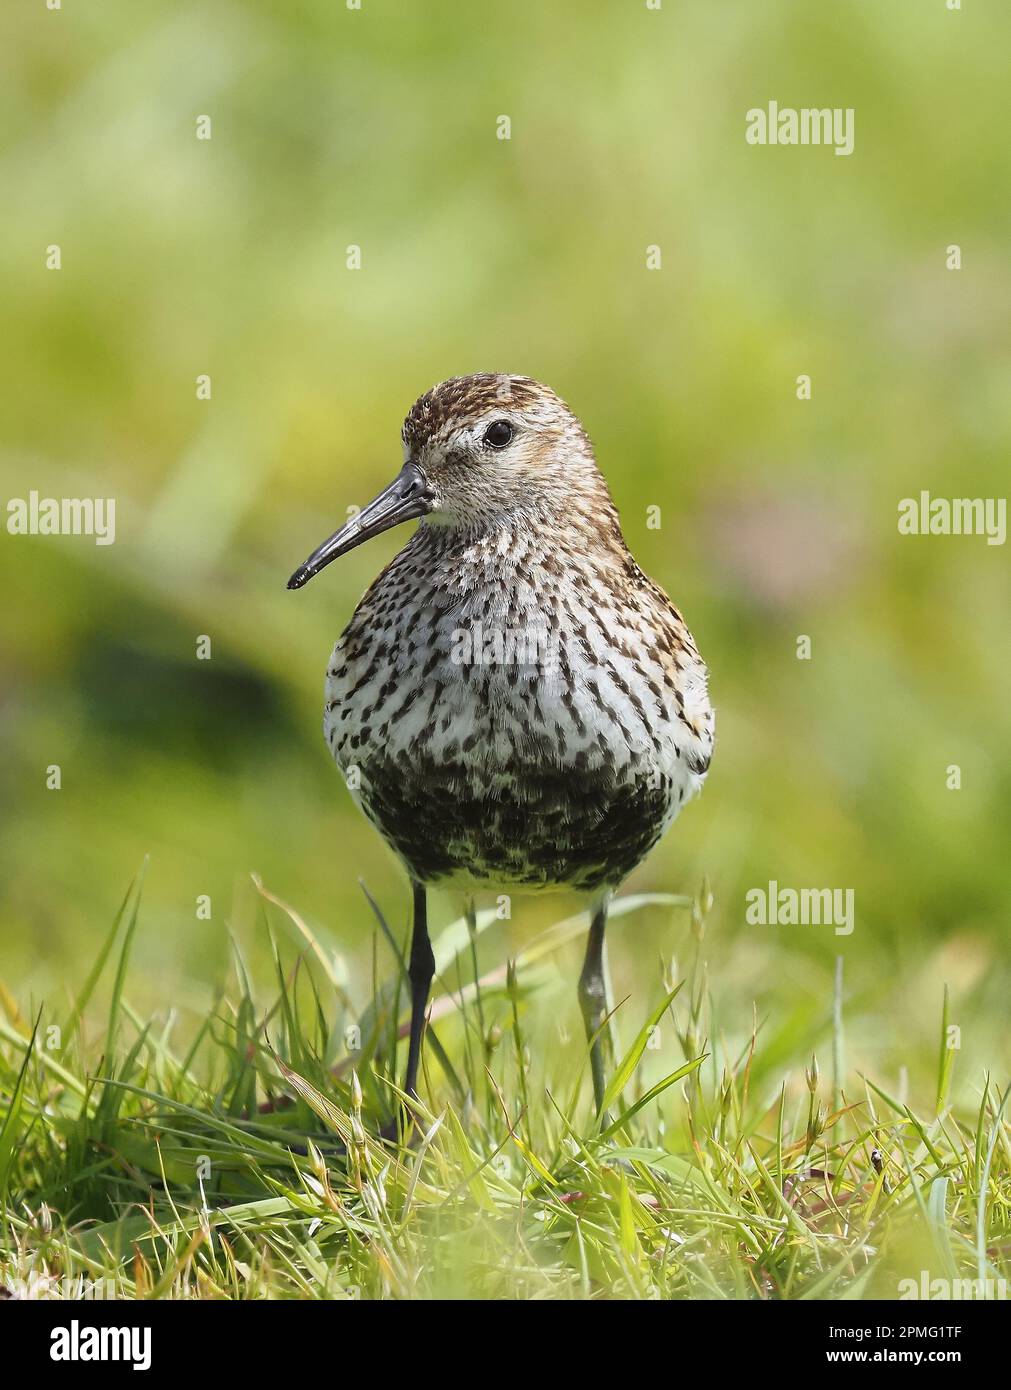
354, 751, 675, 892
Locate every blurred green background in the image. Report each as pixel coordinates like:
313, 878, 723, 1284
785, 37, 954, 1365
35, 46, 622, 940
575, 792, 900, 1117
1, 2, 1008, 1098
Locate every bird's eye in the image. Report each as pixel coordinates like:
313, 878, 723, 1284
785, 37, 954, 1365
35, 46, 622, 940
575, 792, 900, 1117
483, 419, 514, 449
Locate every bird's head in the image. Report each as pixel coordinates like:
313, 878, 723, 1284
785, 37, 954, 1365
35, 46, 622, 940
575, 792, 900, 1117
287, 373, 607, 589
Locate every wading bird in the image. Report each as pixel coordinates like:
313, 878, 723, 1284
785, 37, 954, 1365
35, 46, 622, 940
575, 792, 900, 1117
288, 375, 713, 1117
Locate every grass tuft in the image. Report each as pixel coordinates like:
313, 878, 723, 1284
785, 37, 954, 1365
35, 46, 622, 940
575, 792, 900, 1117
0, 873, 1008, 1300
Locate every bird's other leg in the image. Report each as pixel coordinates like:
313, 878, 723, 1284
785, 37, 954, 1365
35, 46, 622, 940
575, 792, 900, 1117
578, 894, 614, 1114
403, 881, 435, 1104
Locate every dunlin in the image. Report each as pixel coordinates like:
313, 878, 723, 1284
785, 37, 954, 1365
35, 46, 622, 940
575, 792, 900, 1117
288, 374, 714, 1115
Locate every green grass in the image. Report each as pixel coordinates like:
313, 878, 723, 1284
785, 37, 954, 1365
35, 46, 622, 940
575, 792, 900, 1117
1, 868, 1008, 1301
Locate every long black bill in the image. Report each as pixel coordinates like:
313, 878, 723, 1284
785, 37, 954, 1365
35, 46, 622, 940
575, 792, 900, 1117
287, 461, 433, 590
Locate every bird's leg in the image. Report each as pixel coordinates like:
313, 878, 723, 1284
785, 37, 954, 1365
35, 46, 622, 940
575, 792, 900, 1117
578, 896, 614, 1114
403, 881, 435, 1104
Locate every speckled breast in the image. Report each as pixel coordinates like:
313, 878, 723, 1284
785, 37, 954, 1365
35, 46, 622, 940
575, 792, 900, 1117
322, 534, 713, 894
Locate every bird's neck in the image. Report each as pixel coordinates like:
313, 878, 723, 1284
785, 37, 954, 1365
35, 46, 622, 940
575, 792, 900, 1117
410, 493, 630, 604
422, 487, 625, 560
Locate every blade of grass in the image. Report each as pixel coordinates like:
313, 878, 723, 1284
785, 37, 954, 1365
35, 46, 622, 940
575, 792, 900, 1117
597, 982, 684, 1120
